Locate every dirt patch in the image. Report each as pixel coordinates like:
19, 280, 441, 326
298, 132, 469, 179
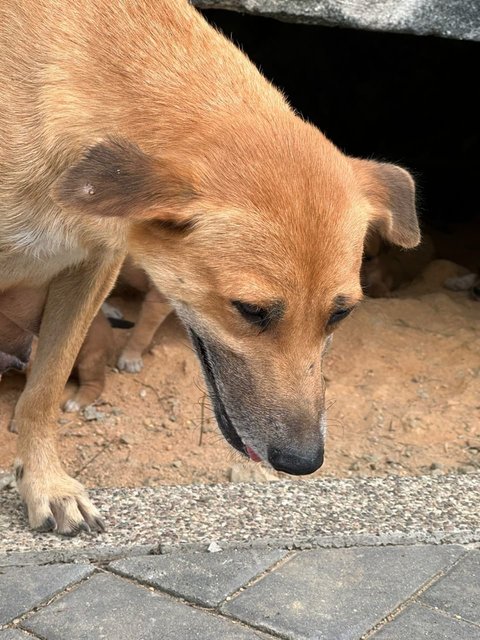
1, 260, 479, 487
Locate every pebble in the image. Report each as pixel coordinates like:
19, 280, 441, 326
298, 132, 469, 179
207, 541, 222, 553
0, 472, 15, 491
83, 406, 106, 421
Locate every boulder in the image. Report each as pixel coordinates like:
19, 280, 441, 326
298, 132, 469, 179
195, 0, 480, 42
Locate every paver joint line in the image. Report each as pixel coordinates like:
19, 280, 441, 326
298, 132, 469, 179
216, 551, 298, 609
417, 599, 480, 629
101, 563, 287, 638
361, 546, 473, 639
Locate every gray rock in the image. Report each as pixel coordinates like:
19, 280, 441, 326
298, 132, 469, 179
0, 563, 93, 625
194, 0, 480, 42
372, 602, 480, 639
0, 473, 14, 491
420, 550, 480, 625
22, 572, 270, 640
82, 406, 105, 421
224, 545, 465, 640
109, 548, 285, 607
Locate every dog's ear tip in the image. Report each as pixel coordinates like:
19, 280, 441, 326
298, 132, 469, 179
389, 227, 421, 249
356, 158, 419, 250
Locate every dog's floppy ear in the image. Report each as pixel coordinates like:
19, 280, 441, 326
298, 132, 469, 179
52, 137, 196, 222
354, 159, 420, 249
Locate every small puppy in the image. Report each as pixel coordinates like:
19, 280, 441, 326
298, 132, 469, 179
2, 291, 117, 430
2, 263, 169, 418
444, 270, 480, 300
361, 234, 434, 297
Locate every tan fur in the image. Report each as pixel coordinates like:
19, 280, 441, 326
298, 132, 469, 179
0, 0, 419, 534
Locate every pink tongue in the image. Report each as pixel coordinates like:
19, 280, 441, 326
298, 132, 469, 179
246, 446, 262, 462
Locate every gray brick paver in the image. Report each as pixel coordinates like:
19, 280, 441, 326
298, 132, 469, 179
0, 563, 94, 625
21, 572, 274, 640
371, 602, 480, 639
0, 630, 36, 640
109, 548, 286, 607
420, 550, 480, 625
224, 545, 465, 640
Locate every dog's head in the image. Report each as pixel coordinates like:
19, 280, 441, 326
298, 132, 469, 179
54, 128, 418, 474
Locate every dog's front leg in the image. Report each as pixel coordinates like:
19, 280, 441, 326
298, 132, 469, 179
13, 250, 125, 535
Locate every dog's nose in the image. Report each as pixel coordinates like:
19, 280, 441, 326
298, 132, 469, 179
268, 446, 324, 475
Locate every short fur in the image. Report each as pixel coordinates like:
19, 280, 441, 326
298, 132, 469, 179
0, 0, 419, 534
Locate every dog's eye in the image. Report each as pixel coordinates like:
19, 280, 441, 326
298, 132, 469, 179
232, 301, 271, 330
327, 307, 353, 326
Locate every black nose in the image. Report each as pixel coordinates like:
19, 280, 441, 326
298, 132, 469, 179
268, 446, 324, 475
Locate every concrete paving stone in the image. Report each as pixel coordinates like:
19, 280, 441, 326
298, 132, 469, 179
0, 631, 36, 640
224, 545, 465, 640
109, 548, 286, 606
420, 549, 480, 625
0, 563, 93, 625
22, 572, 273, 640
371, 602, 480, 639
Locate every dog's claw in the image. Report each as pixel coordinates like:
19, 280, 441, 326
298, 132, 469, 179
34, 516, 57, 533
79, 520, 91, 533
92, 516, 106, 532
8, 418, 18, 434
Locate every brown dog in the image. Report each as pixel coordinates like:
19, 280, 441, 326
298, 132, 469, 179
0, 0, 419, 534
361, 234, 434, 297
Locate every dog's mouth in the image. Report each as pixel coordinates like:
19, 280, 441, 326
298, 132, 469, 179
188, 328, 254, 459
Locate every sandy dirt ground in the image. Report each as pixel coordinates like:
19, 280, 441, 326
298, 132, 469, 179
1, 260, 479, 488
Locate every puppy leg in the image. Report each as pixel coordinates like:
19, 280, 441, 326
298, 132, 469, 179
13, 250, 124, 535
63, 312, 113, 413
117, 286, 170, 373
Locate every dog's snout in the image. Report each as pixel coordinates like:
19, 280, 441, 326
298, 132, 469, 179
268, 445, 324, 476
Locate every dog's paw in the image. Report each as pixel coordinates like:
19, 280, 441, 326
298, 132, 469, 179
15, 463, 105, 536
117, 352, 144, 373
8, 418, 18, 433
63, 398, 81, 413
101, 301, 123, 320
444, 273, 476, 291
